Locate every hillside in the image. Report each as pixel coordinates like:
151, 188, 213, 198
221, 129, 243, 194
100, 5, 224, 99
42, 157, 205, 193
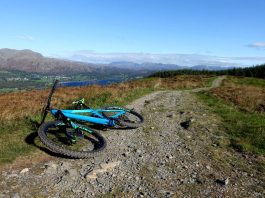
0, 48, 96, 74
149, 64, 265, 79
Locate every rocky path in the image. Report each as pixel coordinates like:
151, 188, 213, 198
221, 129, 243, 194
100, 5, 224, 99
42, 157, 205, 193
1, 76, 264, 197
191, 75, 226, 93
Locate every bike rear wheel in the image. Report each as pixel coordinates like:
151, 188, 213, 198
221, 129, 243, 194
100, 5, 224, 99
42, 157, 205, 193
103, 107, 144, 128
38, 120, 106, 158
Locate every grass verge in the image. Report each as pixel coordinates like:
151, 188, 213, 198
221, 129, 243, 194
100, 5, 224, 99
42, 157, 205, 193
196, 91, 265, 155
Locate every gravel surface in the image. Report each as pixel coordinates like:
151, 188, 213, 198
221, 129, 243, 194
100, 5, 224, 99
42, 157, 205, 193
0, 77, 264, 197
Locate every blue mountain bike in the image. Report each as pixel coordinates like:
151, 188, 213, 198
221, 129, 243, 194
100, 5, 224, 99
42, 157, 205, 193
38, 80, 144, 158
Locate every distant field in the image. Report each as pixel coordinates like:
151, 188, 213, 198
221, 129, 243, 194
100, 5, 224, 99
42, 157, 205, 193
0, 69, 145, 92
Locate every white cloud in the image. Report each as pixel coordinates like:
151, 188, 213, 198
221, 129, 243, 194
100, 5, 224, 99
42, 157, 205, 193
42, 47, 265, 67
247, 42, 265, 49
51, 50, 265, 67
16, 35, 35, 41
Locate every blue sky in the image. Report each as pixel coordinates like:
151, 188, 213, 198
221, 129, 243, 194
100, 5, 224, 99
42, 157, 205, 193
0, 0, 265, 66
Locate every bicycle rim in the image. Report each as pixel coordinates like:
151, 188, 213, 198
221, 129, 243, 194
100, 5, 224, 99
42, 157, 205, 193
38, 121, 106, 158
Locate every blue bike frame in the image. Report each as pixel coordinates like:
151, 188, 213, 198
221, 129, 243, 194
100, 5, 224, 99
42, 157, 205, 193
50, 108, 126, 127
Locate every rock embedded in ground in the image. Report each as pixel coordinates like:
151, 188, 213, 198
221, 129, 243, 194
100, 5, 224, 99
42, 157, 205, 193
167, 113, 176, 118
216, 178, 230, 186
20, 168, 29, 174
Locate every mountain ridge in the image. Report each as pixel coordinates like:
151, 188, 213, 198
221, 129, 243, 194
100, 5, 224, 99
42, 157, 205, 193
0, 48, 101, 74
0, 48, 236, 76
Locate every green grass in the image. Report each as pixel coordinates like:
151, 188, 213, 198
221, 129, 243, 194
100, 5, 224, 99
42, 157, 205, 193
227, 76, 265, 87
197, 92, 265, 155
0, 118, 39, 164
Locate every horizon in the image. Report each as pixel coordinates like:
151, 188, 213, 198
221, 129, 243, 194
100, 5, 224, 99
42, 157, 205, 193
1, 47, 264, 67
0, 0, 265, 66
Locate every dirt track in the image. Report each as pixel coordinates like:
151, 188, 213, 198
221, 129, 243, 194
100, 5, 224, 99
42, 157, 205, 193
1, 76, 264, 197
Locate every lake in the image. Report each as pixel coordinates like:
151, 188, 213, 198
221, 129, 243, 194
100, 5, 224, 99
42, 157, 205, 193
58, 79, 123, 87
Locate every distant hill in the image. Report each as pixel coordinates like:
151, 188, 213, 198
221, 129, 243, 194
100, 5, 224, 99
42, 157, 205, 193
0, 48, 150, 77
191, 65, 234, 71
0, 48, 100, 74
109, 61, 233, 71
109, 61, 184, 70
149, 64, 265, 79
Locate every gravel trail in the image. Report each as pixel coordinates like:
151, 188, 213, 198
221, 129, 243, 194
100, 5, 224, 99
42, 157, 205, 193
191, 75, 226, 92
1, 76, 264, 197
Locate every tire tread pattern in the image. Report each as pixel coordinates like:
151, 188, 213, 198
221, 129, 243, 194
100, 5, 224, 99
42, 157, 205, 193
38, 121, 106, 158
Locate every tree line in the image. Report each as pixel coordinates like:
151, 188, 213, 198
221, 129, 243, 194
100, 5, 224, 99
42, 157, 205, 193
149, 64, 265, 79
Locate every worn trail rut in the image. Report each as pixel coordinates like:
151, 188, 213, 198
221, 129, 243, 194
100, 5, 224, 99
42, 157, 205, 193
0, 76, 264, 197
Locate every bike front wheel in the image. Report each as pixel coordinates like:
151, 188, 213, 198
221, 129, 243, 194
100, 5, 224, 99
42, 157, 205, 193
38, 120, 106, 158
103, 107, 144, 128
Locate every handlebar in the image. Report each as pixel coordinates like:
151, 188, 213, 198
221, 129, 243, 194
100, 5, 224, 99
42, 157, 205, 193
72, 98, 90, 109
72, 98, 85, 105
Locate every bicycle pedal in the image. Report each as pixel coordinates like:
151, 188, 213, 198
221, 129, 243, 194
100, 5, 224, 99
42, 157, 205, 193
70, 128, 83, 138
76, 131, 84, 138
78, 134, 84, 138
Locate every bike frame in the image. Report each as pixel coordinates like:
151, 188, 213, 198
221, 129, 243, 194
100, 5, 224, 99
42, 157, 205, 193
41, 79, 128, 128
50, 108, 126, 127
